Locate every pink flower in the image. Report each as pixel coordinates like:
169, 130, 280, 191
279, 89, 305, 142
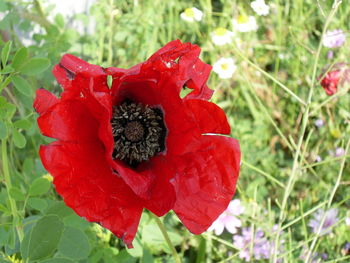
323, 29, 346, 48
208, 199, 244, 235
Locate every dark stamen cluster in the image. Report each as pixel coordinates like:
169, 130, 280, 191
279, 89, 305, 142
111, 100, 166, 167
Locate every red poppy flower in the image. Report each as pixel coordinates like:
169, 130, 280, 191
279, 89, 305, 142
319, 63, 350, 96
320, 70, 341, 96
34, 40, 241, 248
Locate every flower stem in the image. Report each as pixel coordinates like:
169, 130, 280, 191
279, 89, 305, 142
1, 139, 24, 241
152, 214, 182, 263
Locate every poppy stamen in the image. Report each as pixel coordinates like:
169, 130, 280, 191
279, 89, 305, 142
111, 100, 166, 167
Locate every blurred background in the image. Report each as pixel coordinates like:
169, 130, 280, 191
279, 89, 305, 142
0, 0, 349, 262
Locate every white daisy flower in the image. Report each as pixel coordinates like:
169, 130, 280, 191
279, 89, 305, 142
232, 15, 258, 32
213, 58, 237, 79
180, 7, 203, 22
211, 27, 235, 46
251, 0, 270, 16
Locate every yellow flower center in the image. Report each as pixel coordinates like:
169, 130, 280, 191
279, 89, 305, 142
184, 8, 195, 18
215, 27, 227, 36
221, 63, 229, 70
237, 15, 249, 24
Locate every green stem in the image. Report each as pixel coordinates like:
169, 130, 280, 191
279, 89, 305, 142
232, 44, 306, 106
152, 214, 181, 263
107, 0, 114, 65
305, 138, 350, 262
1, 139, 24, 241
272, 2, 342, 262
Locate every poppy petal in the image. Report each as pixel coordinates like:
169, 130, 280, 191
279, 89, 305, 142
112, 40, 213, 100
138, 156, 176, 216
52, 54, 109, 99
183, 59, 213, 100
33, 89, 59, 115
37, 98, 99, 142
172, 135, 240, 234
40, 141, 143, 248
185, 99, 231, 135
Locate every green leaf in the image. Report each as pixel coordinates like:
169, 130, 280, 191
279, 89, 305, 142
58, 227, 91, 260
0, 100, 16, 120
12, 75, 32, 97
40, 258, 75, 263
114, 250, 136, 263
54, 14, 65, 28
27, 197, 48, 212
45, 202, 74, 219
0, 65, 14, 74
13, 129, 26, 148
21, 215, 64, 261
142, 222, 182, 254
0, 1, 8, 12
20, 58, 50, 76
0, 203, 10, 214
0, 75, 11, 92
29, 177, 51, 196
0, 227, 9, 247
1, 41, 12, 66
63, 214, 90, 230
142, 248, 154, 263
13, 119, 32, 130
0, 120, 7, 139
9, 187, 25, 201
127, 237, 142, 258
12, 47, 28, 70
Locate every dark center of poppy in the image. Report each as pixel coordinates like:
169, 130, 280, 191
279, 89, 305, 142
111, 100, 167, 167
124, 121, 144, 142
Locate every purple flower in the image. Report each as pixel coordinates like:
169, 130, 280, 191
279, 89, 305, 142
329, 147, 346, 158
308, 208, 339, 235
314, 119, 325, 128
208, 199, 244, 235
233, 227, 283, 262
327, 50, 334, 59
335, 147, 345, 157
315, 155, 322, 162
323, 29, 346, 48
300, 246, 328, 263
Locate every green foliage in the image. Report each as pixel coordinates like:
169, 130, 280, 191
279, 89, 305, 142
19, 58, 51, 76
57, 227, 91, 260
21, 215, 64, 261
11, 76, 32, 97
29, 177, 51, 196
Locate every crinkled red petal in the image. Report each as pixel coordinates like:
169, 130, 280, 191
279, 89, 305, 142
33, 89, 59, 115
108, 39, 213, 102
184, 59, 213, 100
40, 142, 143, 248
172, 135, 241, 234
52, 54, 108, 99
185, 99, 231, 135
36, 98, 99, 142
136, 156, 176, 216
